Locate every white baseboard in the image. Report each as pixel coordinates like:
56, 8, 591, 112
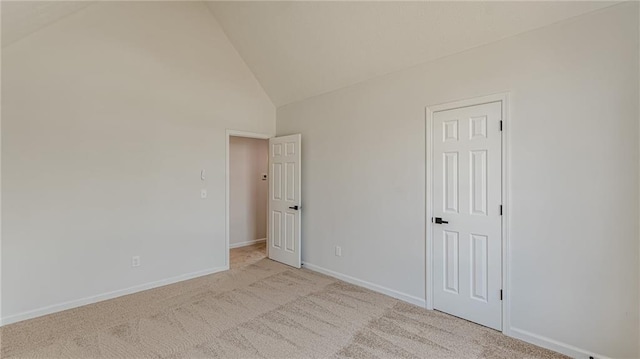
229, 238, 266, 249
0, 266, 228, 326
0, 262, 610, 359
301, 261, 426, 307
509, 327, 610, 359
301, 262, 608, 359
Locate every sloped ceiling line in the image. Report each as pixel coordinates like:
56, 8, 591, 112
2, 1, 618, 107
206, 1, 616, 106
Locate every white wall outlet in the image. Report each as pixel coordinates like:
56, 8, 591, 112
201, 189, 207, 199
335, 246, 342, 257
132, 256, 141, 267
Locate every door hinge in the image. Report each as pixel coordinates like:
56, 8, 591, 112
499, 205, 503, 215
500, 121, 503, 131
500, 290, 503, 300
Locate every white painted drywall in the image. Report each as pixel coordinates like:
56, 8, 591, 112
1, 2, 91, 48
1, 1, 275, 323
229, 136, 268, 247
277, 3, 639, 358
0, 1, 3, 324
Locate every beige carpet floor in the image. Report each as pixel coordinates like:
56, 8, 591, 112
0, 258, 566, 359
230, 242, 267, 269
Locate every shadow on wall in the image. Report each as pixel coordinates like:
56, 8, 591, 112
229, 136, 269, 248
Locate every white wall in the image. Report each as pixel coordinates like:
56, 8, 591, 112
1, 1, 275, 323
277, 3, 639, 358
229, 136, 268, 247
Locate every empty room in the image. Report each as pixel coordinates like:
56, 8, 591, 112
1, 1, 638, 359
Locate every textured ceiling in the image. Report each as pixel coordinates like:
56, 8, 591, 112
207, 1, 617, 106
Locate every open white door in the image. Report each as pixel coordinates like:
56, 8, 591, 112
432, 101, 502, 330
268, 134, 301, 268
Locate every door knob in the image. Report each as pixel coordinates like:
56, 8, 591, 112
434, 217, 448, 224
289, 205, 299, 210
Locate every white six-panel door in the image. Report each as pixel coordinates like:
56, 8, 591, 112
432, 101, 502, 330
268, 134, 302, 268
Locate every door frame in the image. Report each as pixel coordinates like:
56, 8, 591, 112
225, 129, 272, 269
425, 92, 511, 334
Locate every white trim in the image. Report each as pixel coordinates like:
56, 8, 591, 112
302, 262, 426, 307
425, 105, 434, 310
229, 238, 266, 249
500, 93, 512, 335
425, 92, 510, 328
225, 130, 272, 269
0, 266, 227, 326
510, 327, 612, 359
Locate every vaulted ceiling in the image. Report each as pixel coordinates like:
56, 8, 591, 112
1, 1, 91, 47
206, 1, 615, 106
2, 1, 617, 107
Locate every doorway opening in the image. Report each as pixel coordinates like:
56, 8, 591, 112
225, 130, 303, 269
227, 131, 270, 269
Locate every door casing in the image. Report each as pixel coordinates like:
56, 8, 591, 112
425, 93, 510, 335
225, 129, 272, 269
